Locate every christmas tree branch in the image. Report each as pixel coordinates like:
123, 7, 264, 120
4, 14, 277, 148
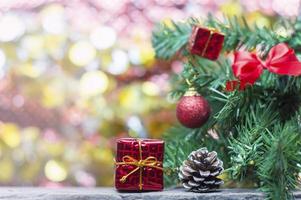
152, 21, 192, 59
163, 126, 202, 186
227, 105, 277, 182
258, 120, 301, 200
153, 15, 301, 199
152, 16, 290, 61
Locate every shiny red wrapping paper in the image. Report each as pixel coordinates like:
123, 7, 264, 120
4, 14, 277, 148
115, 138, 164, 191
188, 26, 224, 60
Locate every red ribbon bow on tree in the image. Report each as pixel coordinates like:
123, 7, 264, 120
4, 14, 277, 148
226, 43, 301, 91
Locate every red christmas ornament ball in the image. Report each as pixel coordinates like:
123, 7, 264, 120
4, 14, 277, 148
176, 92, 211, 128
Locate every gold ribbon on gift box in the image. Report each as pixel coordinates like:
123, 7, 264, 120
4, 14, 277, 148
201, 27, 221, 57
115, 139, 163, 190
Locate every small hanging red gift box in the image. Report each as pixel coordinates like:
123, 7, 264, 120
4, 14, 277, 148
115, 138, 164, 191
188, 25, 224, 60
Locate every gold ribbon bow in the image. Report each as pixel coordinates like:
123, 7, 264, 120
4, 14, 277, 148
115, 139, 163, 190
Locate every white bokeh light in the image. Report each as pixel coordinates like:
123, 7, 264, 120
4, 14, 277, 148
0, 14, 25, 42
107, 49, 129, 75
41, 4, 66, 34
272, 0, 300, 16
69, 41, 96, 67
80, 71, 109, 97
0, 49, 6, 79
44, 160, 67, 182
90, 26, 117, 50
0, 49, 6, 69
128, 47, 141, 65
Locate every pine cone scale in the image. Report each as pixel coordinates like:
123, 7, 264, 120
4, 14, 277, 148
193, 176, 205, 182
199, 170, 210, 177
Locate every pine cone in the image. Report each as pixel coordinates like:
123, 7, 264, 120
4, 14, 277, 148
178, 147, 224, 192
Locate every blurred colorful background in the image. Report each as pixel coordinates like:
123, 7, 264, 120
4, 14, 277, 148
0, 0, 299, 187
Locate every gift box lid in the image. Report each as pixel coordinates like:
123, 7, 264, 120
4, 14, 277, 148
117, 138, 164, 144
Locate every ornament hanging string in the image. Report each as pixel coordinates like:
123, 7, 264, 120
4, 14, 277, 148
226, 43, 301, 91
185, 78, 192, 86
115, 139, 163, 190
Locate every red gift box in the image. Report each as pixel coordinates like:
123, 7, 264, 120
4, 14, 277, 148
188, 26, 224, 60
115, 138, 164, 191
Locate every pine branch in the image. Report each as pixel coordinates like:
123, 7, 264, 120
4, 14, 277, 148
205, 15, 288, 54
163, 117, 230, 187
163, 126, 201, 186
169, 55, 231, 100
227, 105, 277, 183
289, 16, 301, 52
258, 120, 301, 200
152, 21, 192, 59
152, 16, 290, 62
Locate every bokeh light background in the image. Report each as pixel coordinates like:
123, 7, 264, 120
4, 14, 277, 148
0, 0, 299, 187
